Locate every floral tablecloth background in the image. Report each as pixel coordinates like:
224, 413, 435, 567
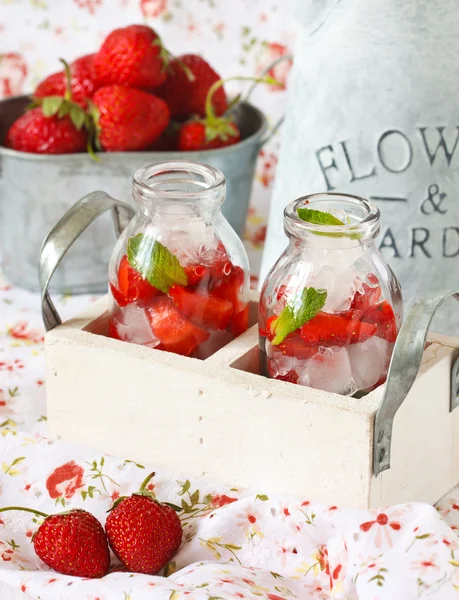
2, 276, 459, 599
3, 1, 459, 598
0, 0, 295, 282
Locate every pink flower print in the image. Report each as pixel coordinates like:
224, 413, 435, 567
73, 0, 102, 13
46, 461, 85, 500
256, 42, 292, 91
140, 0, 167, 18
0, 359, 25, 372
236, 506, 262, 536
8, 321, 44, 344
359, 512, 402, 548
410, 554, 441, 574
0, 389, 6, 408
275, 539, 299, 567
0, 53, 27, 99
257, 150, 278, 188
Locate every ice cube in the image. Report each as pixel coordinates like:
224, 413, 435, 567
115, 304, 160, 348
348, 337, 393, 391
158, 220, 225, 267
267, 348, 305, 377
297, 346, 357, 396
309, 264, 360, 313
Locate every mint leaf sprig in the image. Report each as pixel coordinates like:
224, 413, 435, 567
270, 287, 327, 345
297, 207, 361, 239
127, 233, 188, 293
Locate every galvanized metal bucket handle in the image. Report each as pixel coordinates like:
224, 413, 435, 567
373, 290, 459, 477
244, 54, 293, 147
39, 191, 135, 332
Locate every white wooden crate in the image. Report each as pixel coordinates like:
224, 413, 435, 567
43, 292, 459, 509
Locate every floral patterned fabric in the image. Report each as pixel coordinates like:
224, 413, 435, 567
0, 0, 296, 284
2, 280, 459, 600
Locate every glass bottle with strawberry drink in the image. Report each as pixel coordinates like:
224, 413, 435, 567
108, 161, 250, 359
259, 193, 403, 395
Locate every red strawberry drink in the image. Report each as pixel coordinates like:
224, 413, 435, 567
259, 193, 403, 395
108, 162, 250, 359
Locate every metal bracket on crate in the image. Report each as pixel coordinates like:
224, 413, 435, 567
373, 290, 459, 477
39, 191, 135, 332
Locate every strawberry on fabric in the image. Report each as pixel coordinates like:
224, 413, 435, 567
156, 54, 228, 118
147, 296, 209, 356
105, 473, 182, 575
361, 301, 398, 343
350, 274, 382, 312
5, 107, 88, 154
34, 54, 96, 107
0, 507, 110, 578
169, 284, 233, 331
93, 25, 170, 91
299, 312, 377, 347
110, 255, 160, 307
91, 85, 170, 151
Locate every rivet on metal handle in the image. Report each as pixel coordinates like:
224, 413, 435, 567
373, 290, 459, 477
39, 191, 135, 332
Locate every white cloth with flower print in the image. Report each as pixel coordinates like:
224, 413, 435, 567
1, 281, 459, 599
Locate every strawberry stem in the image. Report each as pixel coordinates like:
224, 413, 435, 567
0, 506, 48, 518
59, 58, 72, 102
205, 75, 281, 121
139, 472, 156, 493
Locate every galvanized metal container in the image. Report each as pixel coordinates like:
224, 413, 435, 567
0, 95, 271, 293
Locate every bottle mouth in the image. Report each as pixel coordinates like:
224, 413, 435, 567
133, 161, 226, 214
284, 192, 380, 244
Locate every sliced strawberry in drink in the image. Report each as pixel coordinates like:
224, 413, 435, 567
230, 304, 249, 337
300, 312, 377, 347
108, 317, 121, 340
211, 265, 245, 307
278, 331, 318, 359
361, 301, 397, 343
351, 274, 382, 312
147, 297, 209, 357
184, 264, 211, 288
169, 284, 233, 330
262, 315, 278, 341
274, 370, 299, 384
111, 255, 160, 307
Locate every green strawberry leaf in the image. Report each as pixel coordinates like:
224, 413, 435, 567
127, 234, 188, 293
271, 287, 327, 345
41, 96, 64, 117
69, 105, 86, 130
297, 208, 345, 226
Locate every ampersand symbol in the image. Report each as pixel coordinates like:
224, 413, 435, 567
420, 184, 447, 215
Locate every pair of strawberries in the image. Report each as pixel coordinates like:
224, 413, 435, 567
0, 474, 182, 579
5, 24, 239, 155
264, 279, 398, 360
110, 254, 248, 357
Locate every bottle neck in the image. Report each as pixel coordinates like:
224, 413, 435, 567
284, 193, 380, 251
132, 161, 226, 220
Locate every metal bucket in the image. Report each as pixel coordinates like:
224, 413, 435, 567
0, 95, 272, 293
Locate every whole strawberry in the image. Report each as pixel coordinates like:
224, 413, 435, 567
157, 54, 228, 118
0, 507, 110, 578
178, 78, 239, 151
5, 107, 87, 154
105, 473, 182, 574
94, 25, 169, 91
91, 85, 170, 151
5, 59, 90, 154
179, 120, 240, 151
34, 54, 96, 107
178, 75, 279, 152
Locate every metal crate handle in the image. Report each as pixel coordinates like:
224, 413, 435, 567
373, 290, 459, 477
39, 191, 135, 332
